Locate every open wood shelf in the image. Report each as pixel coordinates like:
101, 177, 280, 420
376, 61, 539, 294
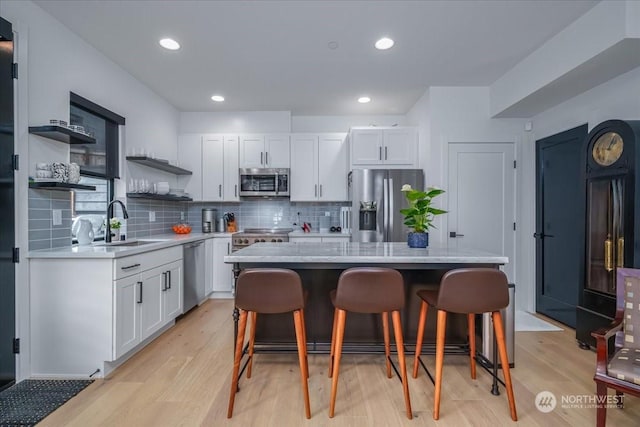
29, 125, 97, 145
29, 182, 96, 191
126, 156, 192, 175
126, 192, 192, 202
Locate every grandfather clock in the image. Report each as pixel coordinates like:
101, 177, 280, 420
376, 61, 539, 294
576, 120, 640, 348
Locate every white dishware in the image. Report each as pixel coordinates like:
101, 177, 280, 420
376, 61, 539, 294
36, 170, 53, 178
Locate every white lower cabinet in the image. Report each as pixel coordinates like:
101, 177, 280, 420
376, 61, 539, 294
212, 237, 234, 296
114, 259, 182, 359
30, 245, 183, 377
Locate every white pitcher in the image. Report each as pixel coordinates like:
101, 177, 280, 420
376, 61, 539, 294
76, 219, 94, 245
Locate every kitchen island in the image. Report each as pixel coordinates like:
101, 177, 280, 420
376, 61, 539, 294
225, 242, 510, 360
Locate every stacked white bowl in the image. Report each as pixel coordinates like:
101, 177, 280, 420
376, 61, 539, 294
156, 181, 170, 195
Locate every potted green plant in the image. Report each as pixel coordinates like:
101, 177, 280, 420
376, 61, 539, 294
400, 184, 447, 248
109, 217, 122, 241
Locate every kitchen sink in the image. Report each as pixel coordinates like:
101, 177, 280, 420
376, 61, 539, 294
94, 240, 163, 247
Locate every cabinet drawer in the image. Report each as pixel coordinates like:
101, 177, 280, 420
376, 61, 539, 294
114, 245, 183, 280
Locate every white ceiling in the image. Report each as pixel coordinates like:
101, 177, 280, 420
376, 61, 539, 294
34, 0, 599, 115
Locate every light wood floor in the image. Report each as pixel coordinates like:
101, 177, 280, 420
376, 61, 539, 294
40, 299, 639, 426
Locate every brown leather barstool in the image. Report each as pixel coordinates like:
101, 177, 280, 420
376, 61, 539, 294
328, 267, 412, 419
227, 268, 310, 419
412, 268, 517, 421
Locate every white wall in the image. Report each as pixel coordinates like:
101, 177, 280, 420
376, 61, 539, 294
532, 66, 640, 138
405, 86, 531, 309
3, 0, 181, 380
291, 115, 406, 133
180, 111, 291, 133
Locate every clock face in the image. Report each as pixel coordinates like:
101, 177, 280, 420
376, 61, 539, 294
592, 131, 624, 166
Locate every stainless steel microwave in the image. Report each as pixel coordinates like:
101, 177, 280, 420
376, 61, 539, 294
239, 168, 290, 197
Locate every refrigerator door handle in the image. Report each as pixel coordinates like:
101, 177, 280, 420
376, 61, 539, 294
388, 178, 394, 240
383, 178, 389, 239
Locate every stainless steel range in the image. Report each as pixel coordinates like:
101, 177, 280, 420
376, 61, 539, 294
232, 228, 293, 252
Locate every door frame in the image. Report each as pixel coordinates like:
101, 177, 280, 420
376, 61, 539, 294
443, 138, 519, 305
13, 21, 30, 382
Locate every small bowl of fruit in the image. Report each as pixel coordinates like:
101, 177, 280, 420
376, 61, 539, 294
172, 223, 192, 234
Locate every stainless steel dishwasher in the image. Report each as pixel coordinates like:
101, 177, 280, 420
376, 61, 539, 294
183, 240, 205, 312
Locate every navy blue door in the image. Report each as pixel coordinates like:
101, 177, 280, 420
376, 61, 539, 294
0, 16, 15, 391
535, 124, 587, 327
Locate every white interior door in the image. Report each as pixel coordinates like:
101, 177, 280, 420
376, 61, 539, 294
448, 143, 516, 281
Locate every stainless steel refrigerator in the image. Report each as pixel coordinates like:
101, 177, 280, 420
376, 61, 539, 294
349, 169, 424, 242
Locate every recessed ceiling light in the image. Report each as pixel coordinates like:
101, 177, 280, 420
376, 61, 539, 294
159, 38, 180, 50
358, 96, 371, 104
327, 41, 339, 50
375, 37, 394, 50
211, 95, 225, 102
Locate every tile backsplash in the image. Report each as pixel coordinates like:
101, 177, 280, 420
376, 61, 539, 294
29, 193, 350, 249
28, 190, 73, 250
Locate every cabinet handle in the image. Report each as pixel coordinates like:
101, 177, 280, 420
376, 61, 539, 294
167, 270, 172, 289
235, 184, 238, 197
162, 272, 167, 291
379, 146, 382, 160
261, 152, 264, 165
227, 242, 230, 254
265, 152, 268, 165
121, 263, 141, 271
319, 184, 323, 198
315, 184, 318, 197
219, 184, 222, 197
385, 146, 388, 160
137, 281, 143, 304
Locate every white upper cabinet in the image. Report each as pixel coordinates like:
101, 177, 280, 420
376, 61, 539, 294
291, 133, 348, 201
202, 135, 225, 201
318, 134, 348, 201
240, 134, 290, 168
290, 134, 318, 201
177, 134, 203, 200
349, 127, 418, 169
223, 136, 240, 201
181, 134, 238, 202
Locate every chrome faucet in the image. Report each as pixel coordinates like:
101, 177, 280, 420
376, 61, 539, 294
105, 200, 129, 243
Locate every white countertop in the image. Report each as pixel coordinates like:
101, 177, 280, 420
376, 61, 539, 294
225, 242, 508, 264
28, 232, 232, 259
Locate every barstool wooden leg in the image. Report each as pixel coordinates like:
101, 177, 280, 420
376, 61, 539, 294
433, 309, 447, 420
382, 311, 392, 378
329, 309, 346, 418
493, 311, 517, 421
227, 309, 248, 418
413, 301, 428, 378
247, 311, 257, 378
294, 309, 311, 419
392, 310, 413, 419
300, 308, 309, 379
329, 307, 338, 378
468, 313, 476, 380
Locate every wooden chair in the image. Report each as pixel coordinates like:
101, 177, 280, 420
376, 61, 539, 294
328, 267, 412, 419
413, 268, 517, 421
592, 267, 640, 427
227, 268, 310, 419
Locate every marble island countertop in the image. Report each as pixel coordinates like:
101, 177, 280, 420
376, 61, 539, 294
28, 232, 232, 259
225, 242, 508, 265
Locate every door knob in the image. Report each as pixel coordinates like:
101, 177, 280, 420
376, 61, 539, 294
533, 232, 554, 239
449, 231, 465, 238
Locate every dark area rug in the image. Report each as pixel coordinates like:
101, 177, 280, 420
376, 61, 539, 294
0, 379, 93, 426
